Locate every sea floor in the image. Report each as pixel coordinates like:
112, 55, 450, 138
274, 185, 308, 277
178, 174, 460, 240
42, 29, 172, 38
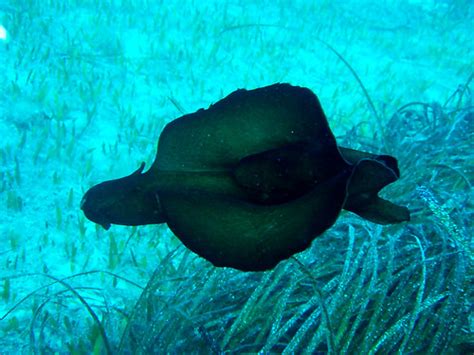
0, 0, 472, 353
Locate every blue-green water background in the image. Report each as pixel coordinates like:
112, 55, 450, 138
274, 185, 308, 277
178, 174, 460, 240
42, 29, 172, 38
1, 0, 472, 353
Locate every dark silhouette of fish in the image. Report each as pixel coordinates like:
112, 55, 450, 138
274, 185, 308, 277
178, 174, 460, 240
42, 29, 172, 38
81, 84, 409, 271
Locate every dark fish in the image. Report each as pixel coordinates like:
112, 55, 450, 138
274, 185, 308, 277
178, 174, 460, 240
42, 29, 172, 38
81, 84, 409, 271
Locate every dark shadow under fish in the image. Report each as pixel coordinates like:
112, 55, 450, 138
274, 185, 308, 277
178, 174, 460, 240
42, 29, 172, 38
81, 83, 410, 271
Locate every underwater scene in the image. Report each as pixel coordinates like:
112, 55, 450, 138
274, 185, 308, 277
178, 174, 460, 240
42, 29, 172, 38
0, 0, 472, 353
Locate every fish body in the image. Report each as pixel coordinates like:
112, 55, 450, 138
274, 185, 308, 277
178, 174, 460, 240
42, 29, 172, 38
81, 84, 409, 271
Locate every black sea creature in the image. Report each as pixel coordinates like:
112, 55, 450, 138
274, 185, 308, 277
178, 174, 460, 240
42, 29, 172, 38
81, 84, 410, 271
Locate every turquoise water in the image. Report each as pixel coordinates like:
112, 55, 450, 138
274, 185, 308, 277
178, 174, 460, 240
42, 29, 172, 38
1, 1, 472, 353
